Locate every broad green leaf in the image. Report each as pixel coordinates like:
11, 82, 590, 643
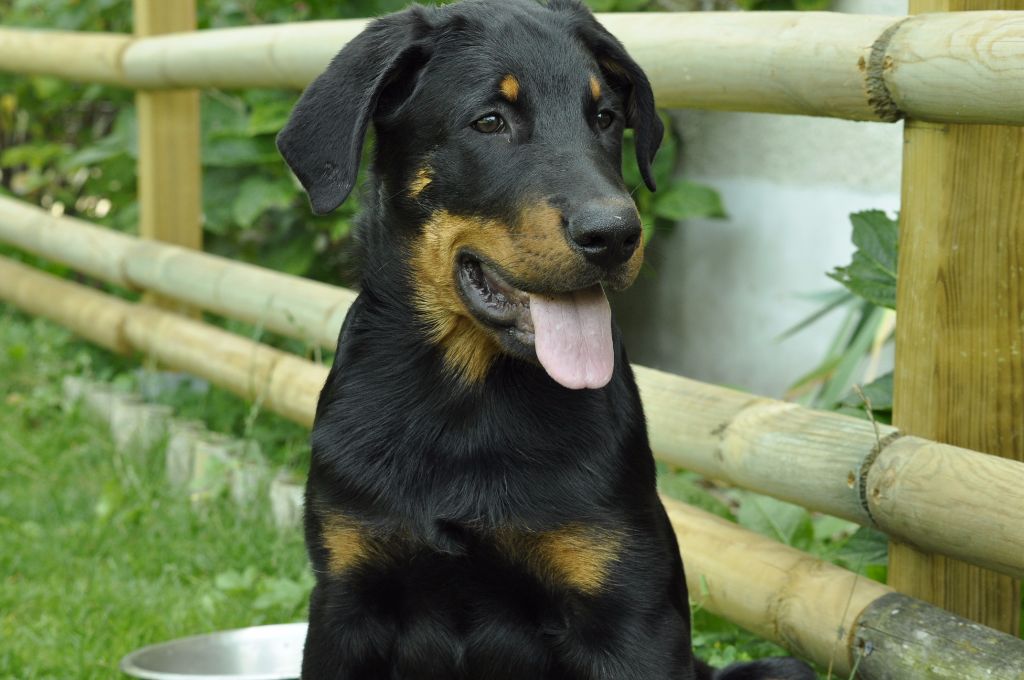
652, 181, 726, 221
247, 100, 295, 137
736, 493, 814, 550
850, 210, 898, 278
232, 176, 296, 228
841, 371, 894, 411
203, 137, 279, 168
829, 210, 898, 309
834, 526, 889, 573
657, 469, 734, 521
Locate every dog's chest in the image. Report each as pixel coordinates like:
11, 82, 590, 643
318, 514, 625, 597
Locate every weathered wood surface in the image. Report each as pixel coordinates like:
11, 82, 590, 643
0, 197, 355, 347
2, 197, 1024, 581
664, 496, 891, 677
890, 0, 1024, 636
3, 12, 1024, 124
854, 592, 1024, 680
0, 257, 326, 427
133, 0, 202, 310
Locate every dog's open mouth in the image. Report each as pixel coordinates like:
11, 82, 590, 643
457, 255, 614, 390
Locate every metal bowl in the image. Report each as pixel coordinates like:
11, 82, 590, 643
120, 623, 306, 680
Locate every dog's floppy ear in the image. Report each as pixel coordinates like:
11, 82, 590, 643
552, 0, 664, 191
277, 9, 433, 215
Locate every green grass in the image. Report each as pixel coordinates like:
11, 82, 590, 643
0, 307, 310, 680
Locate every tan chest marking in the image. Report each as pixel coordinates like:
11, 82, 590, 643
322, 514, 376, 575
498, 525, 623, 595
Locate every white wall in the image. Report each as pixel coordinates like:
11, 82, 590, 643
614, 0, 908, 397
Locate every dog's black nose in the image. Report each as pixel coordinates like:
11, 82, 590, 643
567, 202, 642, 268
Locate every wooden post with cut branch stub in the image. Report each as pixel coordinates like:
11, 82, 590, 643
133, 0, 201, 311
892, 0, 1024, 637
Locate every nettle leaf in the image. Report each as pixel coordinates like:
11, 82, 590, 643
851, 210, 897, 278
204, 137, 280, 168
232, 175, 296, 228
657, 469, 734, 521
247, 99, 295, 137
828, 210, 898, 309
736, 493, 814, 550
834, 526, 889, 573
841, 371, 894, 412
652, 180, 726, 221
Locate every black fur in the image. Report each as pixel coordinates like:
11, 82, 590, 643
278, 1, 817, 678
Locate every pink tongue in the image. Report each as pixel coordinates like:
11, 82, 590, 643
529, 285, 614, 390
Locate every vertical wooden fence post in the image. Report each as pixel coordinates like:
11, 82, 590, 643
133, 0, 201, 310
892, 0, 1024, 636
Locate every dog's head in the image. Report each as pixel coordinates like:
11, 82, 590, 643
279, 0, 663, 389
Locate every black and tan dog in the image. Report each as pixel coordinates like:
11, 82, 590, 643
278, 1, 816, 678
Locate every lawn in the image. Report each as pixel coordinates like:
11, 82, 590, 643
0, 303, 834, 678
0, 306, 310, 679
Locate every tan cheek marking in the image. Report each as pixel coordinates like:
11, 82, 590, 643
589, 74, 602, 101
498, 525, 623, 595
515, 202, 585, 285
408, 203, 586, 384
408, 166, 432, 198
322, 514, 373, 575
500, 74, 521, 102
409, 210, 509, 384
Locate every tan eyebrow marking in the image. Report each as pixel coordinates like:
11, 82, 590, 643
500, 74, 520, 102
589, 74, 602, 101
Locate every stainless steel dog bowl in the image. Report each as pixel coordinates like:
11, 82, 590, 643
120, 623, 306, 680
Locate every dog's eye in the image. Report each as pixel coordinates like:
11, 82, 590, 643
471, 114, 505, 134
596, 110, 615, 130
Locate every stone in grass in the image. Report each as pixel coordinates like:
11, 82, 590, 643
229, 440, 268, 509
165, 419, 207, 488
80, 382, 126, 427
111, 399, 173, 453
189, 434, 245, 507
270, 472, 305, 530
61, 375, 90, 411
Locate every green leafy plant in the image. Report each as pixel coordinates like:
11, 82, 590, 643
784, 210, 897, 423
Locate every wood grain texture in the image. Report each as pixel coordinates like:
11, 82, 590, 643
4, 12, 1024, 124
892, 0, 1024, 637
0, 196, 354, 347
663, 497, 892, 677
0, 29, 130, 85
868, 436, 1024, 578
0, 258, 132, 354
133, 0, 201, 312
854, 593, 1024, 680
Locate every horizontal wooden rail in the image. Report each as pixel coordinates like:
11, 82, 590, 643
0, 257, 325, 426
1, 11, 1024, 124
0, 197, 355, 347
3, 256, 1023, 678
2, 196, 1024, 580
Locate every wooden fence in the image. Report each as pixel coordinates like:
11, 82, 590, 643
1, 1, 1023, 677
